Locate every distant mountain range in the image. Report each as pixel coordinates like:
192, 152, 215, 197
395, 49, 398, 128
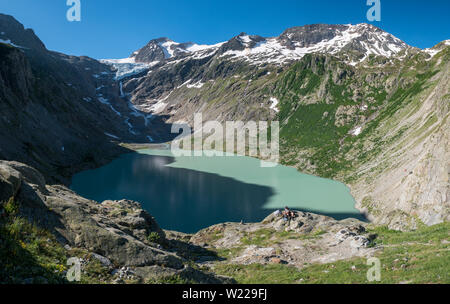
127, 24, 409, 66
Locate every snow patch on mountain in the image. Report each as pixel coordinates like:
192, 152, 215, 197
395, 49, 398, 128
98, 97, 122, 116
149, 100, 167, 113
219, 24, 408, 65
158, 40, 180, 58
187, 81, 205, 89
350, 126, 363, 136
185, 42, 224, 52
423, 39, 450, 59
101, 57, 157, 80
104, 132, 120, 139
424, 48, 440, 59
190, 42, 226, 59
177, 79, 192, 89
269, 97, 279, 113
238, 34, 253, 46
0, 38, 25, 49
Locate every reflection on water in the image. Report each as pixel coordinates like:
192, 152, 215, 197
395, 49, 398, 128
72, 153, 274, 233
71, 150, 365, 233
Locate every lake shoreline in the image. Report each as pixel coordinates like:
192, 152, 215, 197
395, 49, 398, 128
71, 145, 366, 233
122, 142, 368, 223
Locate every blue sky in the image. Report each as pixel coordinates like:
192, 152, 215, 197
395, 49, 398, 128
0, 0, 449, 59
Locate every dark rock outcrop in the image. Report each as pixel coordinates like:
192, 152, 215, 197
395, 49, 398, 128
278, 24, 349, 49
0, 160, 231, 283
0, 13, 46, 51
0, 14, 172, 184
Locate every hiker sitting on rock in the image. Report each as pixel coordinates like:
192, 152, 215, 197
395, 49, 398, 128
282, 206, 295, 221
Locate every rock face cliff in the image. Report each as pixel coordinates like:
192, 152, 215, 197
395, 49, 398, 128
350, 49, 450, 230
0, 14, 179, 184
0, 41, 124, 183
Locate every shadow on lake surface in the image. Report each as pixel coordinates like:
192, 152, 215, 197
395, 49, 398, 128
71, 152, 366, 233
72, 153, 275, 233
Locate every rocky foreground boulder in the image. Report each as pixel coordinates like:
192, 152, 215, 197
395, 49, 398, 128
190, 210, 378, 267
0, 160, 231, 283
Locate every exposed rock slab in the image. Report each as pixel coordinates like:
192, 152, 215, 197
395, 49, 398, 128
0, 160, 229, 283
191, 211, 378, 268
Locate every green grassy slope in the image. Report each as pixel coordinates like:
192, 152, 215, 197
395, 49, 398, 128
213, 222, 450, 284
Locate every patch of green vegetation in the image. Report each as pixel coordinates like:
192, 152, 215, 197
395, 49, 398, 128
239, 228, 324, 248
213, 222, 450, 284
271, 57, 362, 177
271, 51, 445, 180
79, 257, 114, 284
0, 199, 69, 284
214, 246, 245, 260
368, 221, 448, 245
274, 58, 325, 120
208, 230, 225, 243
362, 70, 438, 137
3, 197, 19, 216
214, 263, 303, 284
0, 198, 116, 284
411, 114, 438, 139
360, 196, 381, 217
147, 231, 161, 244
146, 274, 195, 284
240, 228, 275, 246
298, 223, 450, 284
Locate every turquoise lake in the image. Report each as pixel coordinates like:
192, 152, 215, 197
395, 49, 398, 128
70, 149, 364, 233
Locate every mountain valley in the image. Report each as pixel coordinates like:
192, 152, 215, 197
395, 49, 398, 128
0, 14, 448, 284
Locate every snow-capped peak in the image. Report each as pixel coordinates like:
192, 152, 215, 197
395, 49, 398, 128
131, 37, 225, 63
219, 23, 409, 65
105, 23, 411, 75
158, 39, 181, 59
237, 33, 253, 46
423, 39, 450, 59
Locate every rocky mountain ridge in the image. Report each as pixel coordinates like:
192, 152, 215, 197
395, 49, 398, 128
124, 23, 409, 66
0, 14, 181, 184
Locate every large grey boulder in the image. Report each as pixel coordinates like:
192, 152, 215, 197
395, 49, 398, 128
0, 162, 21, 202
0, 161, 184, 271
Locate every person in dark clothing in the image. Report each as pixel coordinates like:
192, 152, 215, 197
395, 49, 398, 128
282, 206, 295, 220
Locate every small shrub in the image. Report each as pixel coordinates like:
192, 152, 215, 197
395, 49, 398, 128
7, 217, 27, 240
3, 198, 19, 216
146, 274, 192, 284
147, 232, 161, 243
